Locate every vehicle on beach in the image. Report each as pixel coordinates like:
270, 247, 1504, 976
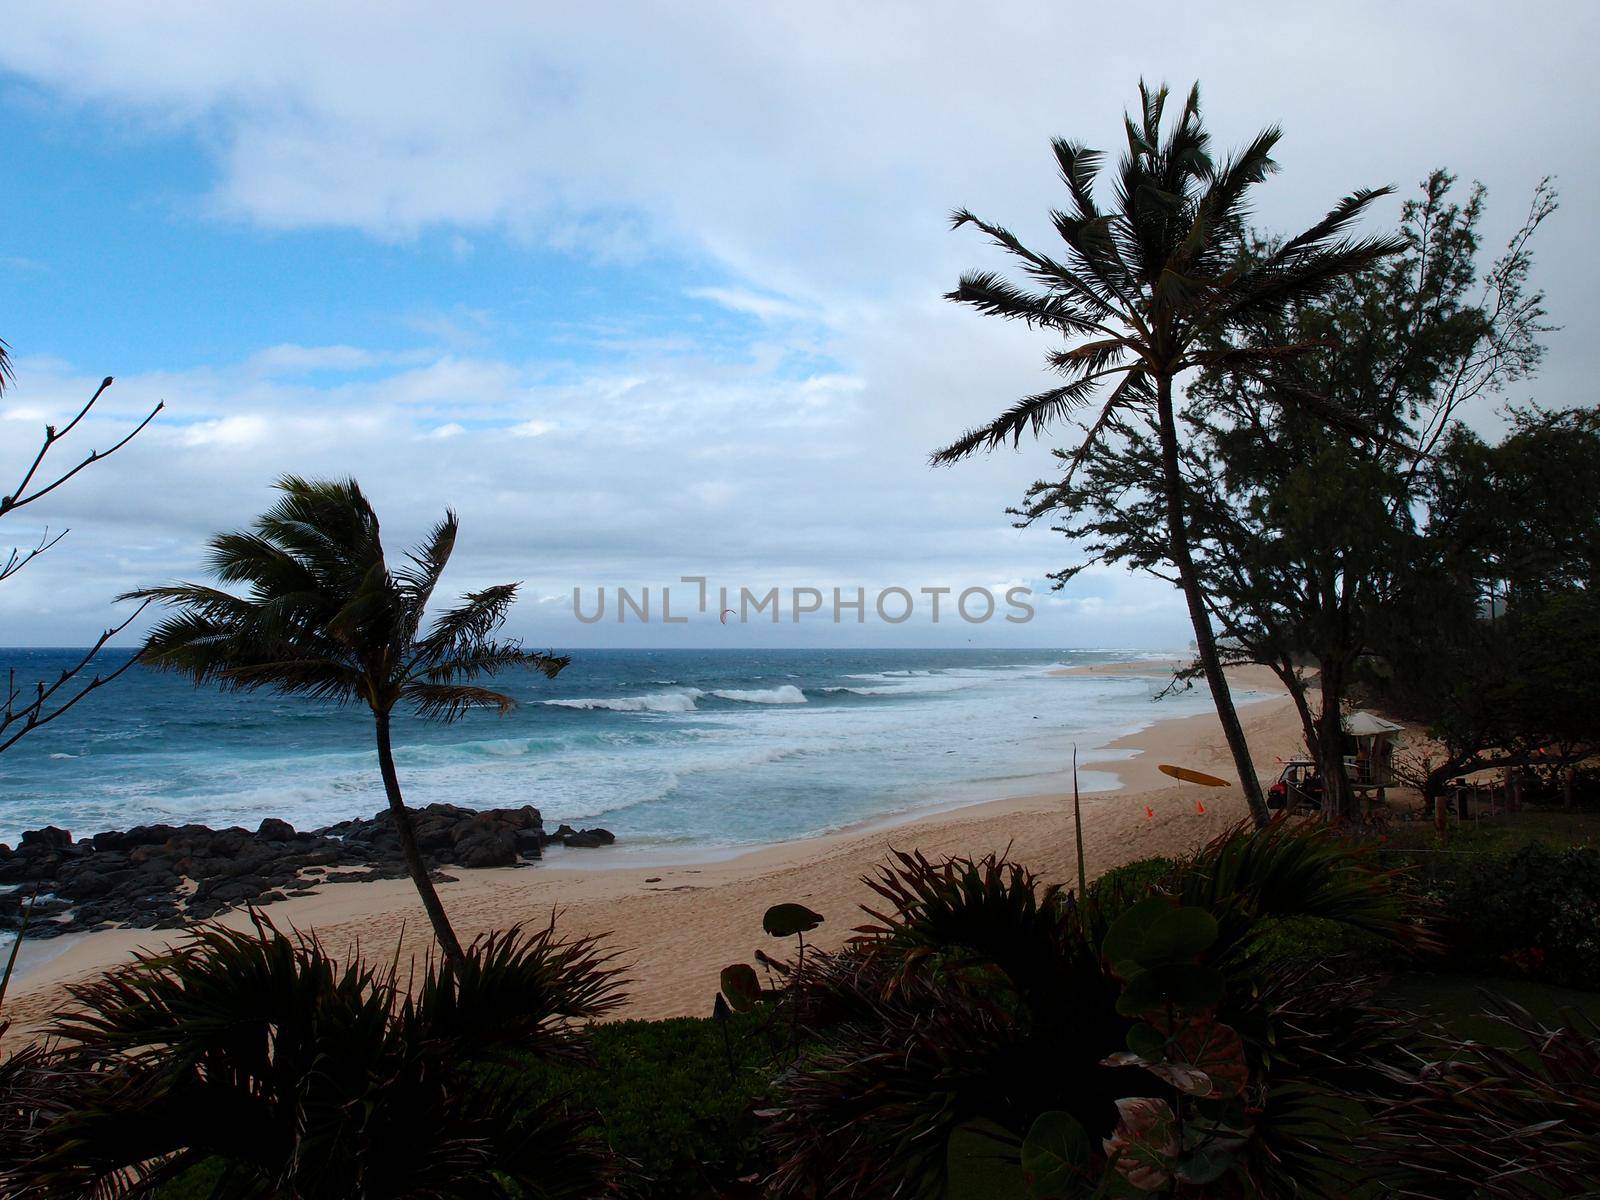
1267, 757, 1323, 810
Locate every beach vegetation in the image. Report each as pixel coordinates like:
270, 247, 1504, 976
931, 80, 1406, 826
4, 914, 623, 1197
1362, 998, 1600, 1196
507, 1011, 784, 1198
756, 820, 1423, 1197
123, 476, 570, 964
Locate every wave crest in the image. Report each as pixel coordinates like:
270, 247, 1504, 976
710, 686, 807, 705
547, 689, 705, 714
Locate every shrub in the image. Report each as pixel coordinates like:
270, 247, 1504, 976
1249, 914, 1401, 974
510, 1012, 782, 1198
1091, 856, 1177, 902
6, 916, 624, 1198
1425, 843, 1600, 989
759, 822, 1424, 1198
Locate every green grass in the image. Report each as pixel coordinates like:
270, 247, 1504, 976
511, 1010, 783, 1197
1377, 806, 1600, 855
1380, 971, 1600, 1046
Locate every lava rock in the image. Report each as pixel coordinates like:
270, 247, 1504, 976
560, 827, 616, 849
19, 826, 73, 852
257, 817, 296, 841
1, 800, 593, 939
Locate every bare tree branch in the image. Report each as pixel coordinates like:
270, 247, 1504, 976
0, 370, 163, 758
2, 377, 164, 518
0, 601, 151, 755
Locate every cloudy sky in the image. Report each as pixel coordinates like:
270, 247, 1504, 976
0, 1, 1592, 649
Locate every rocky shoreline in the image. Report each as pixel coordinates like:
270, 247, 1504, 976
0, 804, 615, 939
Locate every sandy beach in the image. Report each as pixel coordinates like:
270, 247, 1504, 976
4, 664, 1299, 1034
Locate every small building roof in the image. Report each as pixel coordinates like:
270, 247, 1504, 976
1344, 710, 1405, 738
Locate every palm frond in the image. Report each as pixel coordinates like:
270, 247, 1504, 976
931, 366, 1128, 462
946, 268, 1106, 334
400, 681, 517, 722
394, 511, 460, 639
421, 639, 570, 684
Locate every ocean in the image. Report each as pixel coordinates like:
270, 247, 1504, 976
0, 647, 1213, 856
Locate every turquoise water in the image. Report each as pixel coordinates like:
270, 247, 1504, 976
0, 647, 1204, 852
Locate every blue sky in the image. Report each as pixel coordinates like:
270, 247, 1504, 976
0, 2, 1594, 649
2, 83, 783, 387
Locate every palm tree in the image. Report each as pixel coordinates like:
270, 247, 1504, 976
932, 81, 1405, 825
126, 476, 569, 963
11, 916, 624, 1196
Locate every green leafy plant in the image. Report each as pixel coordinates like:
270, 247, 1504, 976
760, 821, 1426, 1199
4, 914, 623, 1197
1024, 898, 1252, 1196
1366, 999, 1600, 1197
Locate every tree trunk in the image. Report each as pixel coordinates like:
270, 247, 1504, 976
1315, 664, 1355, 824
1154, 375, 1270, 827
374, 709, 465, 966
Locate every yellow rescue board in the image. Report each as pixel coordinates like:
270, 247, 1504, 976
1158, 763, 1231, 788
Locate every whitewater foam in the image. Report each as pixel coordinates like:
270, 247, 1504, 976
547, 689, 705, 713
710, 686, 807, 704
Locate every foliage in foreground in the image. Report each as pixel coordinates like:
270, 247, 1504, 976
1366, 1000, 1600, 1198
3, 915, 624, 1198
508, 1012, 783, 1198
1405, 841, 1600, 991
743, 819, 1427, 1198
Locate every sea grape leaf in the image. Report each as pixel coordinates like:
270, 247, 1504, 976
1101, 896, 1170, 969
1115, 963, 1224, 1017
1021, 1109, 1091, 1198
1126, 1022, 1167, 1058
1105, 1097, 1178, 1192
719, 963, 764, 1012
763, 903, 824, 938
1099, 1052, 1213, 1097
1138, 907, 1218, 964
1168, 1019, 1249, 1099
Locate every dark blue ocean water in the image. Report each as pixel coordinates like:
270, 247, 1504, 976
0, 647, 1204, 854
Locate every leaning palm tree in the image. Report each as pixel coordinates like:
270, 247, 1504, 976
933, 81, 1405, 825
126, 476, 568, 963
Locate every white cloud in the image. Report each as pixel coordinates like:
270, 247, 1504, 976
0, 343, 1192, 647
685, 287, 813, 323
244, 344, 387, 376
2, 1, 1593, 646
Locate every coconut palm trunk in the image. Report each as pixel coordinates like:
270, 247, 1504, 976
1155, 374, 1269, 825
374, 711, 465, 965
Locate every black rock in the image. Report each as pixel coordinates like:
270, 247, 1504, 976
257, 817, 296, 841
20, 826, 73, 852
560, 827, 616, 849
452, 830, 518, 869
6, 800, 587, 938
